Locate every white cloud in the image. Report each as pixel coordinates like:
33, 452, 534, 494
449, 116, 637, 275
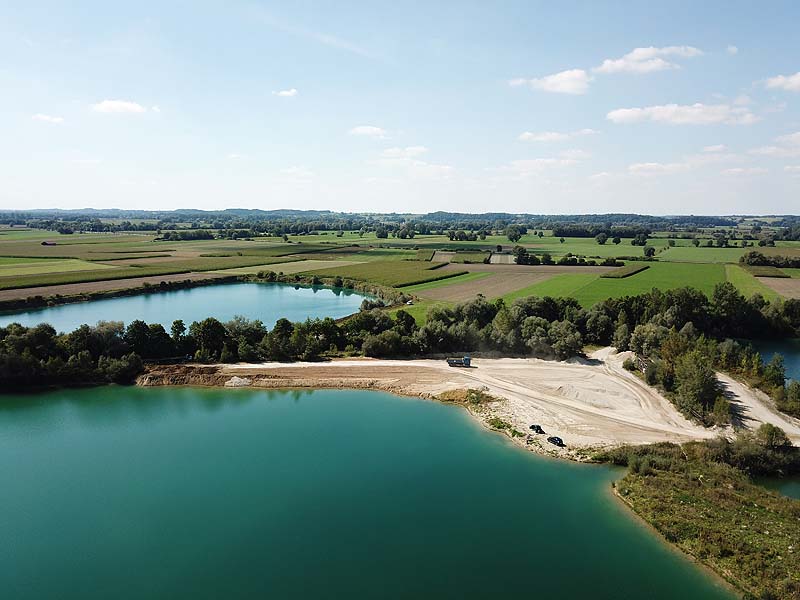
628, 162, 688, 175
785, 166, 800, 173
91, 99, 147, 114
749, 131, 800, 157
381, 146, 428, 159
528, 69, 592, 94
703, 144, 727, 152
765, 72, 800, 92
776, 132, 800, 146
594, 46, 702, 74
272, 88, 298, 97
607, 103, 758, 125
151, 105, 161, 113
723, 167, 768, 175
518, 128, 597, 142
349, 125, 387, 138
32, 113, 64, 124
727, 45, 739, 55
280, 166, 314, 179
559, 148, 591, 160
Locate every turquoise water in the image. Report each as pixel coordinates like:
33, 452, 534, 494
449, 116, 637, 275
0, 387, 733, 599
0, 282, 366, 331
760, 477, 800, 499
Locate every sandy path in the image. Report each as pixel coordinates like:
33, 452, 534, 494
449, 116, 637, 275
718, 373, 800, 444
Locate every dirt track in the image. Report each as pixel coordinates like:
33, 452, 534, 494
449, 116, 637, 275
138, 348, 800, 458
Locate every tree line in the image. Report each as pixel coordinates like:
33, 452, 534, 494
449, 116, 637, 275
2, 283, 799, 424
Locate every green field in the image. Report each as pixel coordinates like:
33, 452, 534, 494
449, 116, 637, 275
401, 272, 490, 293
724, 265, 780, 301
0, 258, 116, 277
304, 260, 468, 287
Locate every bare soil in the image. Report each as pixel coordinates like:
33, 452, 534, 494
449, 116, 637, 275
757, 276, 800, 299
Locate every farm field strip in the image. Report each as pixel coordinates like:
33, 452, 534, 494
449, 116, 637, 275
724, 265, 780, 302
401, 272, 490, 293
756, 276, 800, 300
417, 272, 558, 302
212, 259, 365, 276
0, 258, 117, 277
303, 260, 467, 287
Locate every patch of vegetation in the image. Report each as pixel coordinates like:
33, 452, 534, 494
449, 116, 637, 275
600, 263, 650, 278
450, 251, 490, 264
415, 248, 435, 261
741, 264, 789, 277
304, 260, 468, 287
595, 431, 800, 600
437, 388, 500, 405
487, 416, 524, 437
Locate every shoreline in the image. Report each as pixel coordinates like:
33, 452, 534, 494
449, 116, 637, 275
137, 349, 800, 459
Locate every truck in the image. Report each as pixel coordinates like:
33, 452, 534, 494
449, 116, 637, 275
446, 355, 471, 368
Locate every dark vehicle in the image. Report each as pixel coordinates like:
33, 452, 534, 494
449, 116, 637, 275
529, 424, 545, 434
547, 436, 565, 447
446, 355, 471, 368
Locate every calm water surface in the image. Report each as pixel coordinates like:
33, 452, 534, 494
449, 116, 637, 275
752, 337, 800, 381
0, 387, 733, 599
0, 282, 366, 331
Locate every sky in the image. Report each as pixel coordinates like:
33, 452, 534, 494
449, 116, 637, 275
1, 0, 800, 215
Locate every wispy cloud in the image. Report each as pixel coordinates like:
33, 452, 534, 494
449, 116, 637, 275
703, 144, 727, 153
749, 131, 800, 157
594, 46, 702, 74
349, 125, 387, 138
254, 11, 372, 58
519, 69, 592, 95
272, 88, 298, 97
518, 128, 597, 142
91, 99, 147, 114
765, 71, 800, 92
607, 103, 758, 125
723, 167, 767, 175
32, 114, 64, 124
727, 45, 739, 55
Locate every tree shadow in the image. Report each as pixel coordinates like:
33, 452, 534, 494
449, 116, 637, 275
718, 378, 752, 429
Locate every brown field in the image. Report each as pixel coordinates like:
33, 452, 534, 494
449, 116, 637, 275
0, 272, 230, 302
757, 276, 800, 299
418, 272, 556, 301
415, 263, 614, 301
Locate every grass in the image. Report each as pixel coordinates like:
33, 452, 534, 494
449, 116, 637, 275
604, 443, 800, 600
304, 260, 467, 287
401, 271, 490, 293
740, 265, 789, 278
502, 263, 727, 306
502, 273, 599, 304
0, 259, 117, 277
450, 252, 490, 264
659, 246, 750, 263
416, 248, 435, 261
600, 263, 650, 278
784, 268, 800, 279
0, 256, 292, 290
724, 265, 781, 301
388, 300, 452, 325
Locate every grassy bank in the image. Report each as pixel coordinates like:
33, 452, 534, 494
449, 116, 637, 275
596, 434, 800, 599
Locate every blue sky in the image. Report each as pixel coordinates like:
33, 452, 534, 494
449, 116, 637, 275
1, 0, 799, 214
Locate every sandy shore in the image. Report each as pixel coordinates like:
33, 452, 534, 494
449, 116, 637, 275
138, 347, 800, 459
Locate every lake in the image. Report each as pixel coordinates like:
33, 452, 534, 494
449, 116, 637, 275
752, 337, 800, 381
0, 387, 733, 599
0, 282, 367, 332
